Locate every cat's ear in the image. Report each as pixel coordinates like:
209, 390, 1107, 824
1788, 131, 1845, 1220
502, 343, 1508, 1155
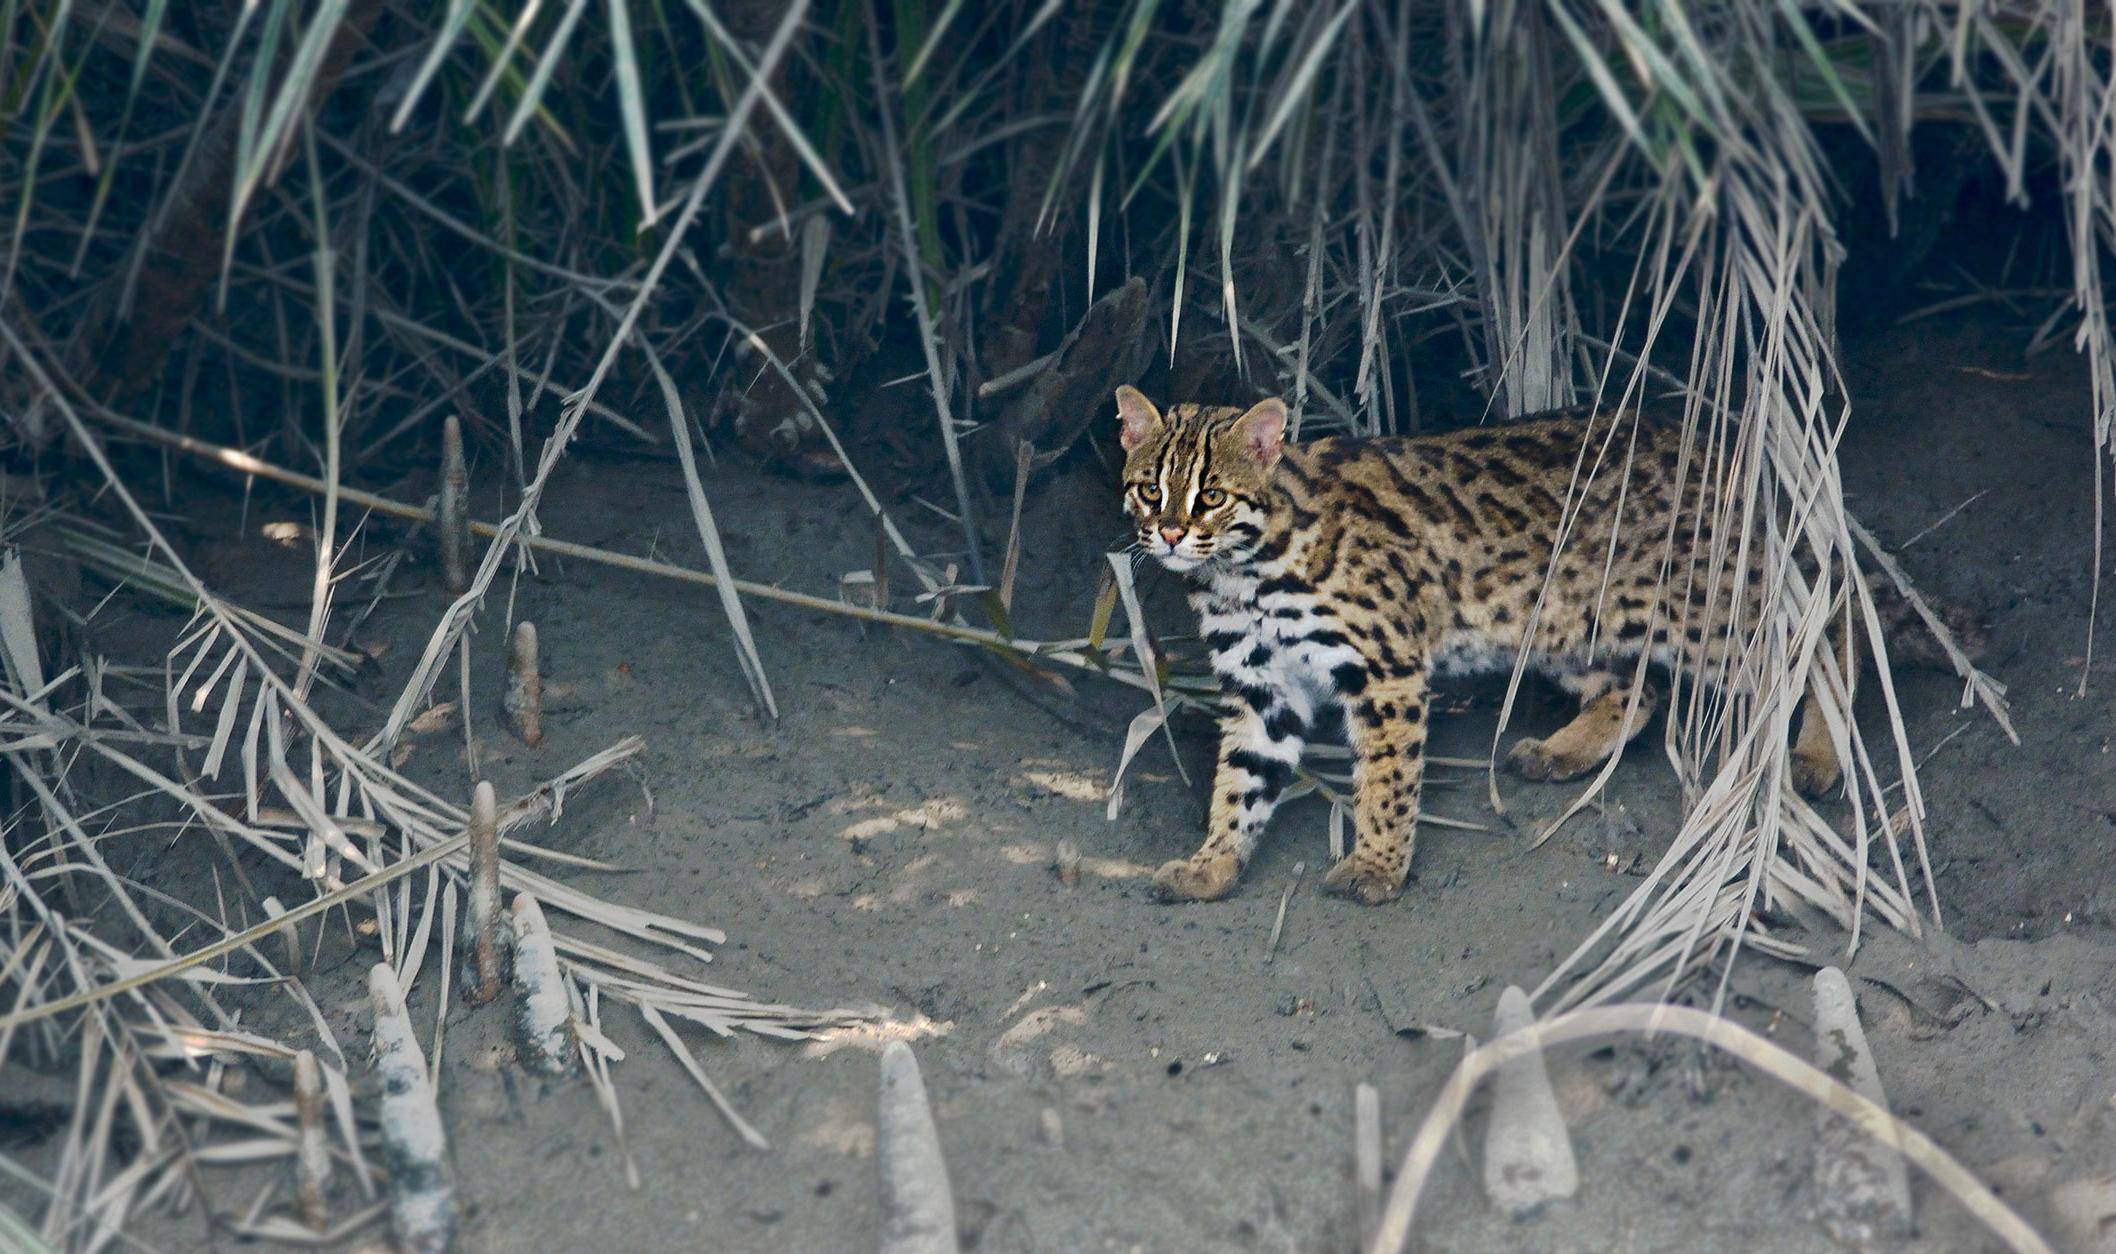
1233, 398, 1288, 468
1115, 386, 1163, 451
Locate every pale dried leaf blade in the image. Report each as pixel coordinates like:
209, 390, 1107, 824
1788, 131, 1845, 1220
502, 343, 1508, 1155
0, 547, 48, 698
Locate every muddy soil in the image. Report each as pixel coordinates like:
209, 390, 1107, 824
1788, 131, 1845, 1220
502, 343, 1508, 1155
21, 314, 2116, 1253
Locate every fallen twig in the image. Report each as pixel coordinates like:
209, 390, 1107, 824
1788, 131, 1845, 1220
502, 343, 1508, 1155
79, 409, 1157, 691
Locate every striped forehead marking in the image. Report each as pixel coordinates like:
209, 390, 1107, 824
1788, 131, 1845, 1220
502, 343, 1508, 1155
1158, 408, 1211, 511
1143, 405, 1253, 515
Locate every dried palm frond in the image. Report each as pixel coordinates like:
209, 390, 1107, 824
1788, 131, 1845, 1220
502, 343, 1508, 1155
0, 339, 854, 1248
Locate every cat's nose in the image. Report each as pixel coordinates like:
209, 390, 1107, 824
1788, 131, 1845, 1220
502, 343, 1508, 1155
1158, 525, 1187, 546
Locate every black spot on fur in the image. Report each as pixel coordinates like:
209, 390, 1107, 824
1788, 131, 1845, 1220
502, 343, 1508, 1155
1228, 750, 1293, 792
1264, 707, 1307, 742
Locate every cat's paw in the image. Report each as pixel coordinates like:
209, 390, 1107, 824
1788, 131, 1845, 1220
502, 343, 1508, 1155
1151, 854, 1241, 902
1507, 735, 1586, 782
1322, 856, 1403, 906
1790, 749, 1842, 799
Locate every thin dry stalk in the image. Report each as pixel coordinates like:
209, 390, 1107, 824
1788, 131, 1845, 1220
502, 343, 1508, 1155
79, 409, 1162, 694
636, 1002, 771, 1150
1000, 440, 1034, 612
1263, 861, 1304, 963
0, 548, 47, 696
864, 0, 983, 584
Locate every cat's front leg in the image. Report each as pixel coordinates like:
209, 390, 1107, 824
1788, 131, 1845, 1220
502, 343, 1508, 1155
1322, 667, 1430, 906
1152, 690, 1309, 902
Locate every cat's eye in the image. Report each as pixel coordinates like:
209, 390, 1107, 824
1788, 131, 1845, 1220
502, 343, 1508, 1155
1197, 488, 1227, 508
1138, 484, 1162, 503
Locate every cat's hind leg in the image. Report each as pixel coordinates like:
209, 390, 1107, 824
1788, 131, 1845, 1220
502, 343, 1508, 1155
1790, 687, 1846, 797
1507, 668, 1659, 782
1790, 606, 1858, 797
1322, 669, 1431, 906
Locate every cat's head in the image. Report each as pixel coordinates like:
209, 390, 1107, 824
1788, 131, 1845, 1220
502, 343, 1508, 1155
1114, 386, 1287, 572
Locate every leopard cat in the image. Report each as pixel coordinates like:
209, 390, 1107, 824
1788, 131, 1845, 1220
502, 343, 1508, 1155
1113, 385, 1979, 907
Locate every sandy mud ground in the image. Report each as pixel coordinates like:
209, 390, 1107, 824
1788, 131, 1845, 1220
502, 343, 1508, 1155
13, 315, 2116, 1253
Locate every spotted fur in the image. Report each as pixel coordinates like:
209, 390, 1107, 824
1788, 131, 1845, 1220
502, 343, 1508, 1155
1114, 386, 1975, 906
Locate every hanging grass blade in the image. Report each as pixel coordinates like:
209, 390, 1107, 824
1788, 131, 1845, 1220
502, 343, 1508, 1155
227, 0, 351, 259
603, 0, 658, 226
387, 0, 477, 132
502, 0, 590, 148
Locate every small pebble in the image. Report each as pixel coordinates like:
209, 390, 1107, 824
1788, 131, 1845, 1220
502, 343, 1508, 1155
1275, 993, 1299, 1016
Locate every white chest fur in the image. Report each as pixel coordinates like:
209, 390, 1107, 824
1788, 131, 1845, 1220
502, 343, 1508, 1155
1191, 565, 1362, 716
